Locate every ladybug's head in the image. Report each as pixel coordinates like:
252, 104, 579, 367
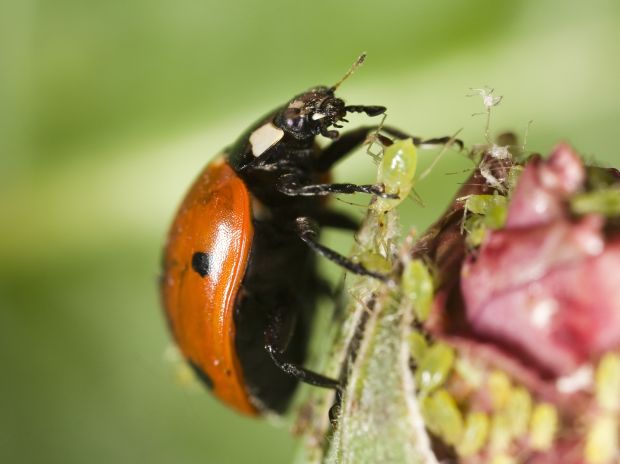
275, 86, 346, 140
275, 86, 385, 140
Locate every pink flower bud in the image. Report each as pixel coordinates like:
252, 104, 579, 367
462, 145, 620, 377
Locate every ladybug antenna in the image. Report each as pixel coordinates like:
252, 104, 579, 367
330, 52, 366, 91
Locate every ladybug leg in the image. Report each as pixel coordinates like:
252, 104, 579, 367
375, 126, 464, 151
295, 217, 390, 281
315, 125, 382, 172
265, 344, 341, 389
264, 310, 340, 390
344, 104, 386, 117
316, 125, 463, 172
277, 173, 398, 199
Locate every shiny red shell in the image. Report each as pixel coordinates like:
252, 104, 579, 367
161, 156, 259, 415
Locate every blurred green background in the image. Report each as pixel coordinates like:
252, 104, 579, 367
1, 1, 619, 463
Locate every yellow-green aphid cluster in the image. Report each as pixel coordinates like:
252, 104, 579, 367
463, 194, 508, 246
409, 337, 466, 449
487, 371, 533, 455
372, 138, 417, 213
408, 335, 561, 460
585, 353, 620, 464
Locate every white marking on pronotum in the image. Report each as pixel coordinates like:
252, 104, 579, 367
311, 112, 326, 120
249, 122, 284, 157
288, 99, 304, 109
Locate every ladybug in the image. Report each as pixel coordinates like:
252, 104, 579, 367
161, 55, 455, 415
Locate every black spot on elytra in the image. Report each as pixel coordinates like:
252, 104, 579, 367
191, 252, 210, 277
188, 360, 214, 390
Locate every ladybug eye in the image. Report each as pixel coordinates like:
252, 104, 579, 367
281, 108, 307, 132
285, 116, 305, 131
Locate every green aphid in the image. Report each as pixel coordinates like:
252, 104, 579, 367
488, 386, 532, 455
463, 194, 508, 247
416, 342, 455, 394
465, 215, 487, 247
454, 357, 484, 389
488, 370, 512, 411
570, 188, 620, 217
421, 389, 463, 445
489, 410, 513, 454
358, 250, 393, 275
529, 403, 558, 451
465, 194, 507, 216
504, 386, 532, 438
402, 259, 433, 322
585, 415, 618, 464
372, 138, 417, 213
586, 166, 620, 190
457, 411, 490, 457
507, 164, 524, 191
408, 331, 428, 362
595, 352, 620, 412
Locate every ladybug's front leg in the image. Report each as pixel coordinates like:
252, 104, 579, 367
264, 309, 340, 390
277, 173, 397, 198
315, 125, 464, 172
295, 217, 389, 281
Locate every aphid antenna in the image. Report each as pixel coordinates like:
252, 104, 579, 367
406, 188, 426, 208
334, 197, 373, 209
521, 119, 534, 155
444, 167, 475, 176
418, 128, 463, 182
331, 52, 367, 91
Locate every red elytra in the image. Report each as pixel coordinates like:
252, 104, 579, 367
162, 157, 258, 414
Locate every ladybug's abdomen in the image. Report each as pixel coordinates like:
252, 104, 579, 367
161, 157, 258, 415
233, 217, 318, 413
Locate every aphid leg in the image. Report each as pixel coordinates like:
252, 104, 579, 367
418, 129, 464, 182
295, 217, 390, 281
277, 172, 398, 199
315, 125, 384, 172
264, 311, 340, 389
316, 124, 410, 172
